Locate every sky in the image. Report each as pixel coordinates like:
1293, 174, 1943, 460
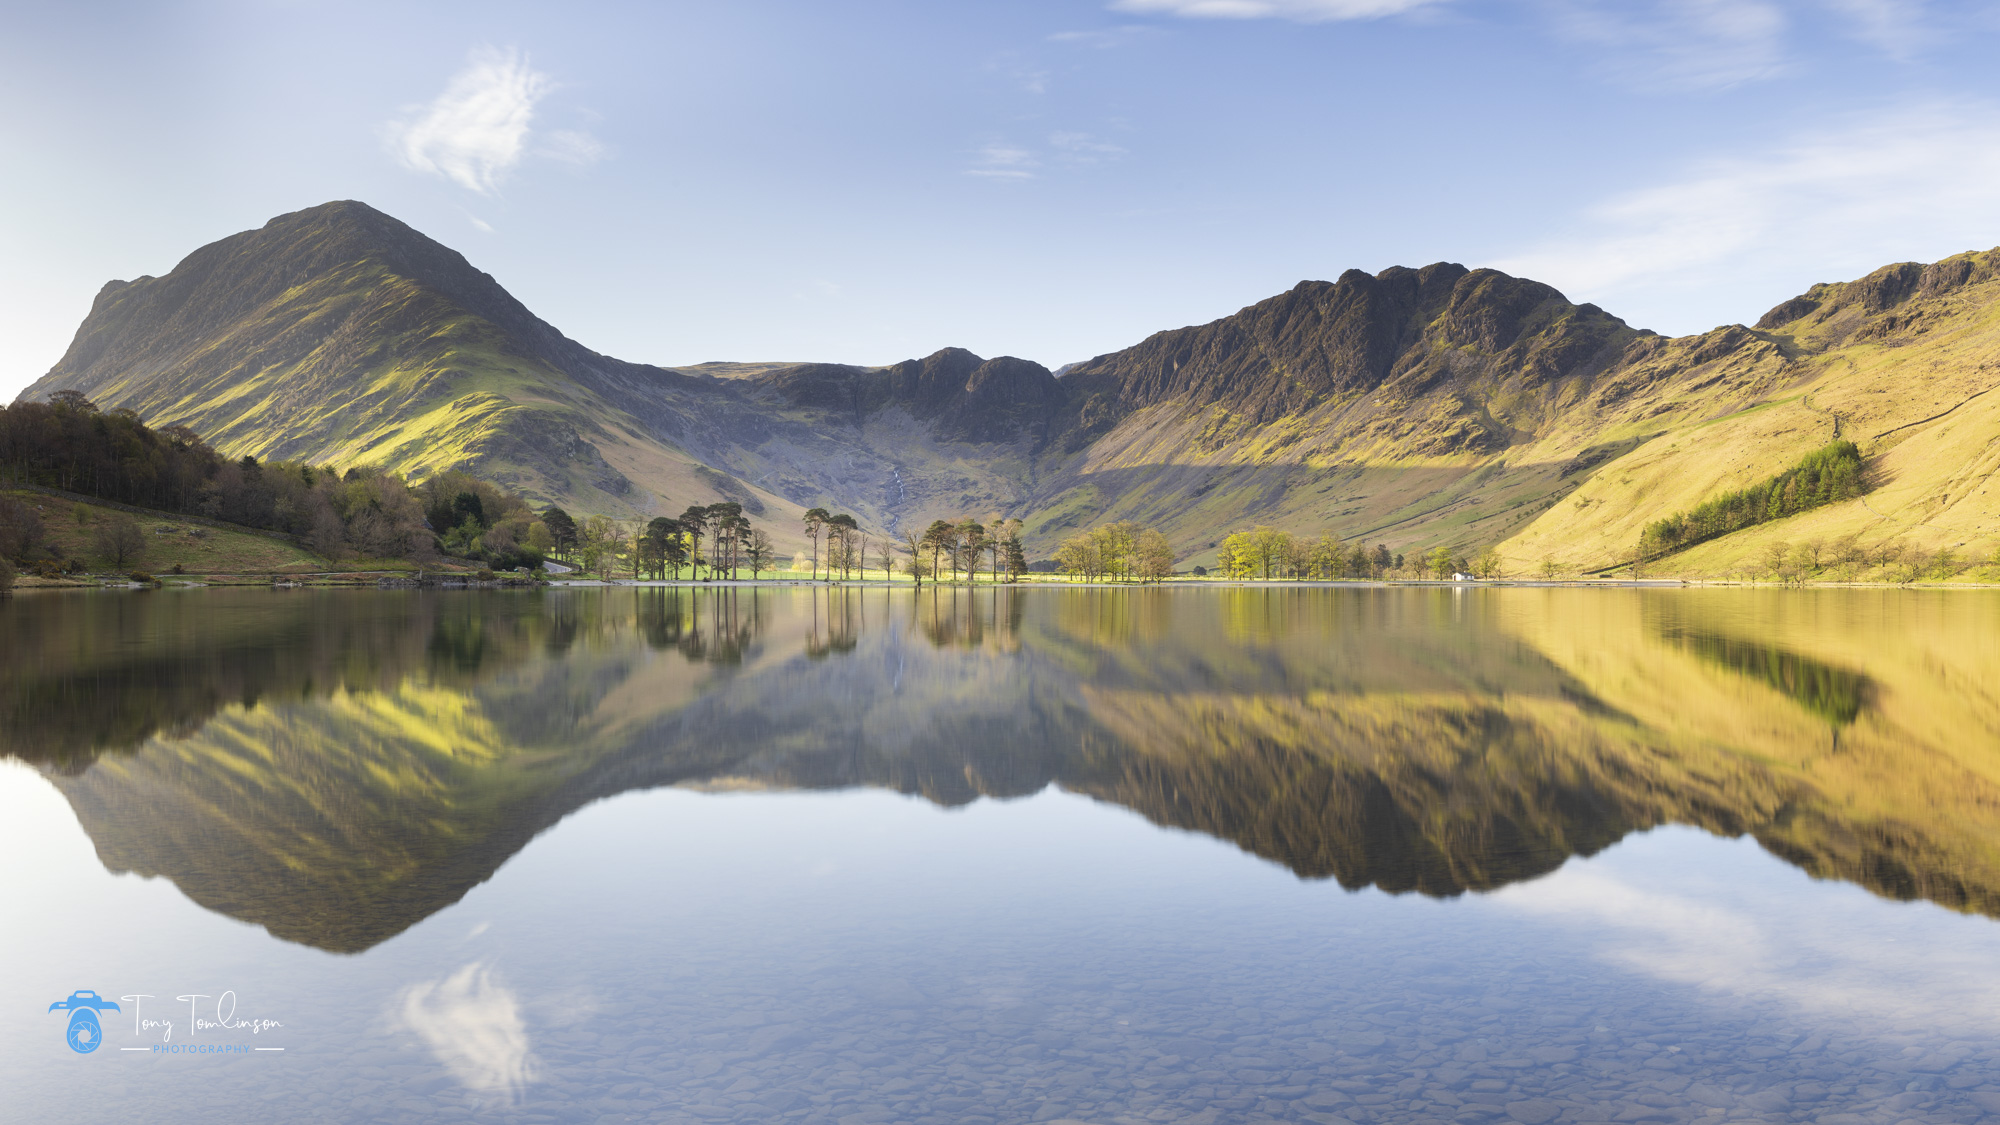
4, 0, 2000, 400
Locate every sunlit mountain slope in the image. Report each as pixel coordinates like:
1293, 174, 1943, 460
20, 201, 2000, 569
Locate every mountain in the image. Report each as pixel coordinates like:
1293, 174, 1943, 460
22, 201, 2000, 571
23, 585, 2000, 952
24, 202, 1069, 551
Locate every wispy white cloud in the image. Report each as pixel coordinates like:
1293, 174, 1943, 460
1050, 131, 1129, 164
387, 47, 598, 195
1048, 24, 1165, 47
1110, 0, 1448, 19
965, 143, 1041, 180
1546, 0, 1791, 91
397, 962, 541, 1103
1493, 102, 2000, 312
539, 128, 606, 166
1822, 0, 1933, 57
965, 132, 1132, 179
1117, 0, 1942, 88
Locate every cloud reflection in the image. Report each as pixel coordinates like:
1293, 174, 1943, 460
397, 962, 541, 1101
1495, 844, 2000, 1038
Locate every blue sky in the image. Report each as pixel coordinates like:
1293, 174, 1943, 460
5, 0, 2000, 401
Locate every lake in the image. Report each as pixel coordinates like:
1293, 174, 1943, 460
3, 584, 2000, 1124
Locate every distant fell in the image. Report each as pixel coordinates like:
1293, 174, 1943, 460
23, 201, 2000, 572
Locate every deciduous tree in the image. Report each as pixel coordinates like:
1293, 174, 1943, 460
94, 514, 146, 569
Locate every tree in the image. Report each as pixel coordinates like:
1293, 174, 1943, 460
450, 491, 486, 530
94, 514, 147, 569
803, 507, 830, 581
828, 513, 859, 579
957, 519, 987, 583
1004, 535, 1027, 581
49, 389, 98, 413
1217, 531, 1254, 579
680, 506, 711, 578
642, 517, 680, 580
921, 520, 954, 583
1135, 528, 1175, 581
663, 525, 689, 579
524, 520, 554, 561
1473, 547, 1502, 579
308, 506, 348, 560
1308, 534, 1343, 579
0, 497, 46, 563
1763, 540, 1792, 582
585, 517, 626, 580
1285, 538, 1313, 580
1054, 531, 1101, 579
1249, 526, 1290, 579
1427, 545, 1455, 579
1539, 556, 1561, 580
903, 529, 927, 588
705, 502, 744, 579
577, 515, 611, 577
541, 507, 578, 560
746, 528, 773, 579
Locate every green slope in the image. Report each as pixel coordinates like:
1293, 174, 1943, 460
22, 200, 2000, 571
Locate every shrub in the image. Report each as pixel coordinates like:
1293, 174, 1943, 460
475, 568, 496, 582
128, 571, 158, 585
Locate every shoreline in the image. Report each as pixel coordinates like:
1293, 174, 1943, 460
12, 575, 2000, 593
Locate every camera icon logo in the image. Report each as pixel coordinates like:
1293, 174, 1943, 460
49, 991, 121, 1054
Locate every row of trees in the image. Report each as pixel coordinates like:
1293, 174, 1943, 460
910, 516, 1028, 585
0, 394, 556, 571
522, 506, 1037, 586
1213, 526, 1502, 580
1053, 521, 1175, 581
802, 509, 874, 581
1637, 440, 1865, 561
803, 510, 1031, 586
1740, 535, 2000, 586
533, 502, 778, 582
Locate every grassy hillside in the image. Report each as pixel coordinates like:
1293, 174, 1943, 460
7, 490, 334, 576
1504, 251, 2000, 576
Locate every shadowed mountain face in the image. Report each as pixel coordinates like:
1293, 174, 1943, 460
9, 587, 2000, 953
1056, 264, 1639, 438
40, 201, 2000, 570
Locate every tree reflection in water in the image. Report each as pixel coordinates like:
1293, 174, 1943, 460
5, 585, 2000, 951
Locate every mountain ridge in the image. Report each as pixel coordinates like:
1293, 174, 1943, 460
22, 200, 2000, 572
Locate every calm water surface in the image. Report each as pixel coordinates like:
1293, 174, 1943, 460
4, 585, 2000, 1124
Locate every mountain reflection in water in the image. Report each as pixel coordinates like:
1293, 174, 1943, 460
4, 585, 1998, 953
